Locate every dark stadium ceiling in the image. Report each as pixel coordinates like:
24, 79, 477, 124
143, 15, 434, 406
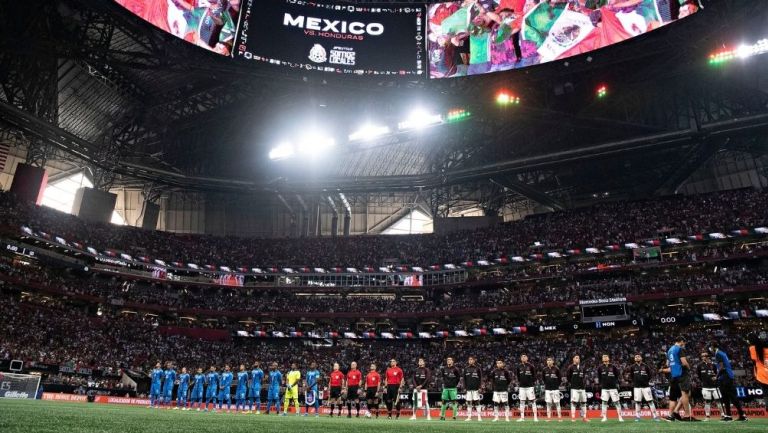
1, 0, 768, 206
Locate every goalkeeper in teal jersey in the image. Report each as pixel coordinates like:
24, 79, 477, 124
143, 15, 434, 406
204, 366, 219, 412
249, 362, 264, 414
219, 364, 234, 412
235, 364, 249, 413
176, 367, 190, 410
149, 362, 164, 408
190, 368, 205, 410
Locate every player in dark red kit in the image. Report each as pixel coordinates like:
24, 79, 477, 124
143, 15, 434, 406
345, 361, 363, 417
410, 357, 432, 420
597, 354, 624, 422
516, 354, 538, 422
542, 357, 563, 422
365, 363, 381, 418
328, 362, 345, 417
566, 355, 589, 422
384, 359, 404, 419
491, 359, 512, 422
463, 355, 483, 421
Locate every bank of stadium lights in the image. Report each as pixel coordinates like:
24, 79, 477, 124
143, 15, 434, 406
596, 85, 608, 99
268, 142, 294, 160
496, 91, 520, 106
348, 123, 390, 141
397, 109, 443, 131
268, 134, 335, 160
710, 38, 768, 65
446, 108, 471, 123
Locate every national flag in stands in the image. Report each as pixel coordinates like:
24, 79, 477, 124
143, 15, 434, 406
709, 232, 726, 239
586, 247, 600, 254
492, 328, 507, 335
605, 245, 620, 251
363, 266, 374, 272
646, 240, 661, 246
326, 332, 339, 338
272, 331, 285, 338
512, 256, 525, 262
733, 229, 749, 236
689, 234, 704, 241
755, 227, 768, 234
461, 261, 473, 267
300, 267, 310, 273
331, 267, 343, 273
0, 138, 9, 171
120, 253, 132, 261
418, 332, 431, 339
665, 238, 682, 244
399, 332, 413, 339
289, 331, 303, 338
343, 332, 357, 339
39, 231, 51, 239
138, 256, 150, 263
104, 250, 117, 257
512, 326, 527, 334
267, 267, 279, 273
429, 265, 441, 271
567, 249, 582, 255
237, 267, 249, 273
380, 332, 394, 339
495, 257, 509, 264
361, 332, 376, 339
172, 261, 184, 267
204, 264, 216, 271
529, 254, 543, 260
252, 331, 267, 337
434, 331, 449, 338
72, 242, 84, 250
454, 330, 468, 337
473, 328, 488, 336
396, 266, 408, 272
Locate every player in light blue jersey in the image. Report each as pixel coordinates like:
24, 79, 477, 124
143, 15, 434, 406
219, 364, 234, 412
304, 361, 322, 417
176, 367, 190, 410
235, 364, 249, 413
162, 363, 176, 408
249, 361, 264, 414
190, 368, 205, 411
266, 362, 283, 415
149, 362, 164, 408
205, 366, 219, 412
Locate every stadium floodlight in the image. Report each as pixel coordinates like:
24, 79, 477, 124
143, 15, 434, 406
496, 91, 520, 105
710, 38, 768, 64
348, 123, 390, 141
269, 142, 295, 160
297, 133, 335, 156
398, 109, 443, 131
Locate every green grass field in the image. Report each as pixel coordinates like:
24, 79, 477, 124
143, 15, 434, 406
0, 400, 766, 433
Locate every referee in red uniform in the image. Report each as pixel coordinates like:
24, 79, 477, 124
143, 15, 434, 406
384, 359, 404, 419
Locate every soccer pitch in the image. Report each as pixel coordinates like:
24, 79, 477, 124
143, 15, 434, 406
1, 400, 766, 433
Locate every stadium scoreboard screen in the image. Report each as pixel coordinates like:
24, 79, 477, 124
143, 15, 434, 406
114, 0, 700, 78
236, 0, 425, 75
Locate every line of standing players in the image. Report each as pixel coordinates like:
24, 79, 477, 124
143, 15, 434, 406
144, 339, 750, 422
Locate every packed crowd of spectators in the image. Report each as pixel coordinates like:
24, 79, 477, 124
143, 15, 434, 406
3, 256, 767, 316
2, 287, 763, 396
3, 188, 768, 268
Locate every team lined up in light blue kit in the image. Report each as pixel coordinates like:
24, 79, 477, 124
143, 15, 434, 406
148, 361, 308, 414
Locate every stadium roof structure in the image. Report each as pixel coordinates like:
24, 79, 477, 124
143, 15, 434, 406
2, 0, 768, 216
